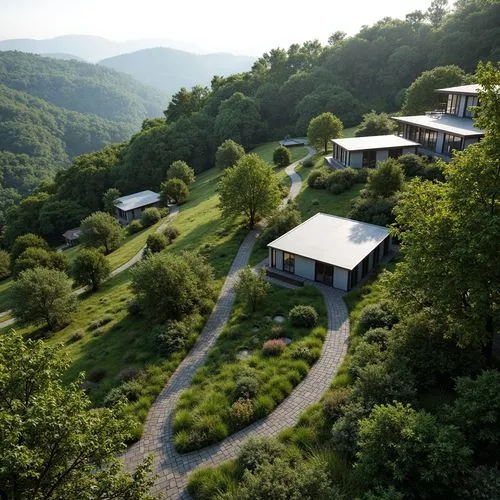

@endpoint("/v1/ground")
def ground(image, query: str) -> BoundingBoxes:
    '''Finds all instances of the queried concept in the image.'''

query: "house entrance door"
[362,150,377,168]
[315,261,334,287]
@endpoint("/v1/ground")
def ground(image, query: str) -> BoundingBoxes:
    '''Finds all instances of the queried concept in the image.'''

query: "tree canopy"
[307,112,343,154]
[218,154,282,228]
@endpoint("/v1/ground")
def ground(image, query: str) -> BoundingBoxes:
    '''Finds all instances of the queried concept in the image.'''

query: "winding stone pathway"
[123,147,349,499]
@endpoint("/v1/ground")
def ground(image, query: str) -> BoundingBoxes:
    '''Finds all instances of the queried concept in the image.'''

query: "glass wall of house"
[362,150,377,168]
[442,133,463,156]
[283,252,295,273]
[463,95,479,118]
[315,261,334,286]
[446,93,460,115]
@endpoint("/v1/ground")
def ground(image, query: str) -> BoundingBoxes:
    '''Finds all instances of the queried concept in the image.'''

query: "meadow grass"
[173,284,327,452]
[250,141,308,165]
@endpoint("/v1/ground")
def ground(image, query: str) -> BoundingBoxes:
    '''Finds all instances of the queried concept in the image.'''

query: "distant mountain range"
[0,35,257,95]
[99,47,256,95]
[0,35,204,62]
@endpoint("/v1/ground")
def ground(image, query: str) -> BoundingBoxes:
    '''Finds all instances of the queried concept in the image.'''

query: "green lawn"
[250,141,308,165]
[1,166,251,440]
[343,126,357,138]
[294,157,362,220]
[174,284,327,452]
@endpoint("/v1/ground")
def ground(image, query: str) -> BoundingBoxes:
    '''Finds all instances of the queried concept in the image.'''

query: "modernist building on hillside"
[114,190,160,224]
[267,213,392,292]
[392,84,484,159]
[329,135,420,169]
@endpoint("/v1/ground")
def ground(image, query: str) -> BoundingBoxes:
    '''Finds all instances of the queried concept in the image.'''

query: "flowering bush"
[230,397,254,427]
[262,338,286,357]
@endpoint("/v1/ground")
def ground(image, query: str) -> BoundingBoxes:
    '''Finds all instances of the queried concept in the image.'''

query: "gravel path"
[122,147,349,499]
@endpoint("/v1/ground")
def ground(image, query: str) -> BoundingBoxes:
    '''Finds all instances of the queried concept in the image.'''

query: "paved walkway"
[123,148,349,499]
[0,208,179,331]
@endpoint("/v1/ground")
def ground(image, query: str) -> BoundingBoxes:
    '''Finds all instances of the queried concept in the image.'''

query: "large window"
[446,93,460,115]
[362,150,377,168]
[283,252,295,274]
[271,249,276,268]
[419,128,438,150]
[388,148,403,159]
[464,95,479,118]
[315,261,334,287]
[442,133,463,155]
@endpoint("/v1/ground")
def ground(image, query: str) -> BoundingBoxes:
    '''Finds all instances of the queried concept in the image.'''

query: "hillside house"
[392,84,484,159]
[114,190,160,224]
[267,213,392,291]
[329,135,420,169]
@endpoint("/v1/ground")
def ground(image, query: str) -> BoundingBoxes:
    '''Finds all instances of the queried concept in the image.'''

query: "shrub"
[366,159,404,198]
[260,205,301,247]
[153,320,190,356]
[323,387,352,422]
[290,343,317,364]
[233,375,259,400]
[145,233,167,254]
[159,207,170,218]
[348,195,398,226]
[307,170,328,189]
[11,233,49,262]
[230,397,254,427]
[69,330,84,343]
[140,207,161,227]
[160,178,189,205]
[127,299,141,316]
[115,366,142,382]
[326,168,357,194]
[262,338,286,356]
[0,250,11,279]
[80,211,124,254]
[104,379,142,407]
[303,158,314,168]
[88,314,113,331]
[237,437,286,472]
[215,139,245,169]
[273,145,291,167]
[235,267,270,312]
[163,225,180,243]
[289,305,318,328]
[13,247,69,277]
[364,327,390,347]
[127,219,143,234]
[87,367,106,383]
[355,168,370,183]
[357,302,397,335]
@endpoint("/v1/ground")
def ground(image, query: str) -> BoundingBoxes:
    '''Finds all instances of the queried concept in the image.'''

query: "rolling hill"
[99,48,256,95]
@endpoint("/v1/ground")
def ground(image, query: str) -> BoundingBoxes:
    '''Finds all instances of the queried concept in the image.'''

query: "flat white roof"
[331,134,420,152]
[392,115,484,137]
[114,190,160,212]
[268,213,389,271]
[436,84,480,95]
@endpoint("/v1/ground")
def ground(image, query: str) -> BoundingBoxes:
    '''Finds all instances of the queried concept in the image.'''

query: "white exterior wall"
[294,255,315,280]
[376,150,389,163]
[349,152,363,168]
[333,267,349,291]
[402,146,416,155]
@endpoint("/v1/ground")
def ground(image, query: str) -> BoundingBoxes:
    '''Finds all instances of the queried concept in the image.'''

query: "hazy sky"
[1,0,435,55]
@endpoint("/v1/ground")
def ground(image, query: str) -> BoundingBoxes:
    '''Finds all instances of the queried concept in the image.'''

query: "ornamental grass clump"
[262,338,286,356]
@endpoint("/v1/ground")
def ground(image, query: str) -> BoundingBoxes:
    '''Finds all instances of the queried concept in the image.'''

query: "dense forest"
[0,52,167,221]
[2,0,499,239]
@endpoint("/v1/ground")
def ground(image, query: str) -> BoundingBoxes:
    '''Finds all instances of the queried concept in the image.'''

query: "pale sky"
[0,0,435,55]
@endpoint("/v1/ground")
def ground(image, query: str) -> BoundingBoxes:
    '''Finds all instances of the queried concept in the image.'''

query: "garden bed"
[173,284,327,452]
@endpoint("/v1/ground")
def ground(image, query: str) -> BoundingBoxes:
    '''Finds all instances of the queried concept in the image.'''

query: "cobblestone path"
[123,148,349,499]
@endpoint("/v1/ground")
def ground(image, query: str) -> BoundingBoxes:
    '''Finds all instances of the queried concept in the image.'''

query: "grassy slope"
[174,285,327,452]
[250,142,308,164]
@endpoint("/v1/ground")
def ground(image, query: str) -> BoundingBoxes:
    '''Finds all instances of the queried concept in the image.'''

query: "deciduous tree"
[0,330,154,499]
[218,154,282,228]
[273,145,291,167]
[355,111,397,137]
[72,248,111,291]
[366,159,405,198]
[235,266,270,312]
[80,211,124,254]
[167,160,196,185]
[103,187,121,214]
[215,139,245,170]
[307,112,343,154]
[160,178,189,205]
[10,267,77,330]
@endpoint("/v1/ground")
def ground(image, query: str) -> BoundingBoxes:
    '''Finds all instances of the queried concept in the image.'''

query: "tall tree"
[10,267,77,331]
[215,139,245,170]
[307,112,343,154]
[102,187,121,214]
[218,154,282,228]
[426,0,449,27]
[164,85,209,122]
[389,62,500,356]
[0,330,154,499]
[80,212,124,255]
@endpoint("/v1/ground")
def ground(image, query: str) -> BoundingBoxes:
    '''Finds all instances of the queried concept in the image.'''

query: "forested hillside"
[0,51,166,124]
[99,48,256,96]
[0,51,168,221]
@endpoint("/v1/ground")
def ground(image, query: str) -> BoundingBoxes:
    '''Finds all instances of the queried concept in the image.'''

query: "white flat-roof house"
[329,135,420,169]
[392,84,484,159]
[114,190,160,224]
[267,213,392,291]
